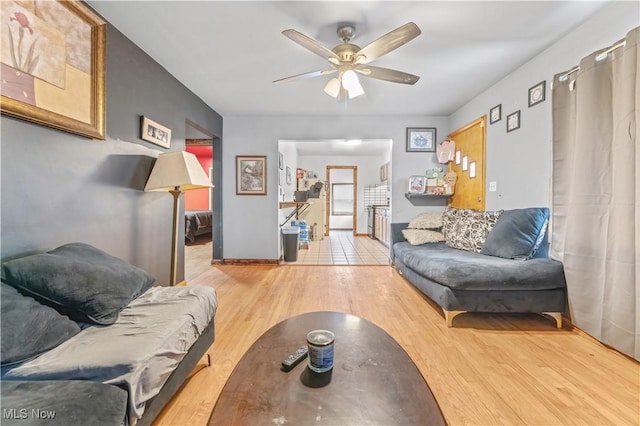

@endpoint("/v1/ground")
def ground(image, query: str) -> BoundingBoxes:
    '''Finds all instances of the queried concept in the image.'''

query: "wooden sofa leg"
[541,312,562,328]
[443,309,465,327]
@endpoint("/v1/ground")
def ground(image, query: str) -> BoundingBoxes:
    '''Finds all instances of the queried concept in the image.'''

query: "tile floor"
[293,230,390,265]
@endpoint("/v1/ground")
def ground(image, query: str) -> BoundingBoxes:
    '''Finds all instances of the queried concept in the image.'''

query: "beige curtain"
[551,27,639,360]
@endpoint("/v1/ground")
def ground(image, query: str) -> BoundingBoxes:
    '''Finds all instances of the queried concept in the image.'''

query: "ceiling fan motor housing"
[332,43,361,63]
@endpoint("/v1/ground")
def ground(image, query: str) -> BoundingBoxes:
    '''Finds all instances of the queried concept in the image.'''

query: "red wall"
[185,145,213,210]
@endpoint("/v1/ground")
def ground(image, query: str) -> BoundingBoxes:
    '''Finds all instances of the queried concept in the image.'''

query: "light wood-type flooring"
[154,265,639,426]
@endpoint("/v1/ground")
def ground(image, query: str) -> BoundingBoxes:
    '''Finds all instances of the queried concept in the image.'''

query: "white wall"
[450,1,639,211]
[223,115,449,260]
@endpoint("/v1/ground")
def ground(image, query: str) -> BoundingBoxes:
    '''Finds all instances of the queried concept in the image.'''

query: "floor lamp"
[144,151,213,286]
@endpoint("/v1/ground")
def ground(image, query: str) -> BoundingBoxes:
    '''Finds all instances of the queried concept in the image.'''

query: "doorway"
[326,165,357,235]
[184,119,215,282]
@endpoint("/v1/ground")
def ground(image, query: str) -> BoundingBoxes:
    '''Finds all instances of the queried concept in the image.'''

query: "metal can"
[306,330,335,373]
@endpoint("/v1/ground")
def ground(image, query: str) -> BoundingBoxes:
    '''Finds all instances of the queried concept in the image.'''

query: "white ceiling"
[88,1,607,118]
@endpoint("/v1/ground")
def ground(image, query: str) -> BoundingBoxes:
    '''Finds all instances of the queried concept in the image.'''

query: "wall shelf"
[404,193,451,206]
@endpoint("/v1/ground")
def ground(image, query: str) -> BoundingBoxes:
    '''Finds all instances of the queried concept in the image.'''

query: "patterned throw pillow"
[408,212,443,229]
[443,208,503,252]
[402,229,445,245]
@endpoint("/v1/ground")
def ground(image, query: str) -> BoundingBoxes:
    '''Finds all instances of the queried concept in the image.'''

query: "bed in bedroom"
[185,210,213,243]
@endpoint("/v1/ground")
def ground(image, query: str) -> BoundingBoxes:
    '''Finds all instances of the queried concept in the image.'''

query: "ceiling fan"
[273,22,421,100]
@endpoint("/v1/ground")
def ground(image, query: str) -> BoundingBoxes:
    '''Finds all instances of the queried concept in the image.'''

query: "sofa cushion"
[1,283,81,367]
[481,208,550,260]
[442,208,503,253]
[1,242,156,325]
[393,242,566,291]
[408,212,443,229]
[402,229,445,245]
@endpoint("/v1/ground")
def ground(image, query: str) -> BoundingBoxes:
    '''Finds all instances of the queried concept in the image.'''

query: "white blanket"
[3,286,218,423]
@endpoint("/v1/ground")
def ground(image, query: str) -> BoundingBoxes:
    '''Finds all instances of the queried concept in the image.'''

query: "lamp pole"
[169,188,181,287]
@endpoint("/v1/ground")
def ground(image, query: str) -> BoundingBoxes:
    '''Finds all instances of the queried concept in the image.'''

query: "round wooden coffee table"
[209,311,445,425]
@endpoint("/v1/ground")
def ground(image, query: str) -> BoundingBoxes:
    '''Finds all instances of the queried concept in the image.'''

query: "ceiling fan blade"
[356,65,420,85]
[282,29,340,62]
[355,22,421,64]
[273,69,337,84]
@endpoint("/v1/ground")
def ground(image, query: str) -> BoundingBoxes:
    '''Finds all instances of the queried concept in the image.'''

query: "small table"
[208,311,445,425]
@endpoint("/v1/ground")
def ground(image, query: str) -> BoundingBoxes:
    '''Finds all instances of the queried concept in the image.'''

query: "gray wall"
[1,22,223,285]
[449,1,639,211]
[222,115,449,260]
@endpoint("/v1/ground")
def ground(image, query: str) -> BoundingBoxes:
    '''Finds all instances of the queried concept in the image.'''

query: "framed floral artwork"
[0,0,106,139]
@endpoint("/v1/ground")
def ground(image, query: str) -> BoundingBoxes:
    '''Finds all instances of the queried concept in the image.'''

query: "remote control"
[281,345,308,372]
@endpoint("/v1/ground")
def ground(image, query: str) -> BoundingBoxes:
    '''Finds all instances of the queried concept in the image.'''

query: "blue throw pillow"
[1,243,156,325]
[480,208,550,260]
[1,283,81,367]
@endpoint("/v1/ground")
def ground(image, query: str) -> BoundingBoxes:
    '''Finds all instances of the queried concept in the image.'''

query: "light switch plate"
[489,181,497,192]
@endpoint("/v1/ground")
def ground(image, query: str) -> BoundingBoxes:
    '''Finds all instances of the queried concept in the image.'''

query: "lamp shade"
[145,151,213,192]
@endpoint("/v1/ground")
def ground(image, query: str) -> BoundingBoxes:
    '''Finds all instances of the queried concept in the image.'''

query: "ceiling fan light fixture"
[341,70,359,91]
[348,82,365,99]
[324,77,341,98]
[341,70,364,99]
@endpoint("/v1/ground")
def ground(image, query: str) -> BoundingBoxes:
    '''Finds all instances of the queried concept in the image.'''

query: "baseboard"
[216,258,280,265]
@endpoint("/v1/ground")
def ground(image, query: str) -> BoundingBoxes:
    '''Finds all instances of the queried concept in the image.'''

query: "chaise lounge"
[391,207,567,327]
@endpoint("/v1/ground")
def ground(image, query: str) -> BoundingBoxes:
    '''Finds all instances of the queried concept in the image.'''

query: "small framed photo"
[528,81,546,107]
[408,175,426,193]
[286,166,292,185]
[507,110,521,132]
[462,156,468,171]
[278,152,284,170]
[236,155,267,195]
[406,128,436,152]
[140,116,172,148]
[489,104,502,124]
[469,161,477,179]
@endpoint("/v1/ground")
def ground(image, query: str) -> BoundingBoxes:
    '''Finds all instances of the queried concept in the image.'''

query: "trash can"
[282,226,300,262]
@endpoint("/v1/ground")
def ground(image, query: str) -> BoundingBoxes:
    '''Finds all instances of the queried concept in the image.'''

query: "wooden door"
[448,117,486,210]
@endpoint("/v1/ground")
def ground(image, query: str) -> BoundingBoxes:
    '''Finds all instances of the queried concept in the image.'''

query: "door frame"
[325,165,358,235]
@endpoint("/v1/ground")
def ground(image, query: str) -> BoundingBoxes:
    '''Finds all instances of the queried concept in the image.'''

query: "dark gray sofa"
[391,208,566,327]
[1,243,216,426]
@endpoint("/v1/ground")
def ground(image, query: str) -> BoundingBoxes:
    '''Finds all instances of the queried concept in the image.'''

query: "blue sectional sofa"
[391,208,567,327]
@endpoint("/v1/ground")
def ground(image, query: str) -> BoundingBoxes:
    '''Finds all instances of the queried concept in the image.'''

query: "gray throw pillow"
[1,283,81,366]
[481,208,550,260]
[1,243,156,325]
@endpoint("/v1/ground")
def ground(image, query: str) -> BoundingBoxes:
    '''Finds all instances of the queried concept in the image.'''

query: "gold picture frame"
[236,155,267,195]
[0,0,106,139]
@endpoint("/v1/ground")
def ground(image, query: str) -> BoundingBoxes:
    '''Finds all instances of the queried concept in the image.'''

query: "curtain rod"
[558,41,626,81]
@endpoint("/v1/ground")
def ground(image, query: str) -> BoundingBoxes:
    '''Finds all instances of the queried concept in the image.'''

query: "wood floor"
[154,265,639,426]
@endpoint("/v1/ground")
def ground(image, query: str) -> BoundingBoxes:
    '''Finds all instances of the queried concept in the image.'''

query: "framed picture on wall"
[236,155,267,195]
[406,128,436,152]
[506,110,521,132]
[489,104,502,124]
[140,116,172,148]
[528,81,546,107]
[0,0,106,139]
[286,166,292,185]
[408,175,426,193]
